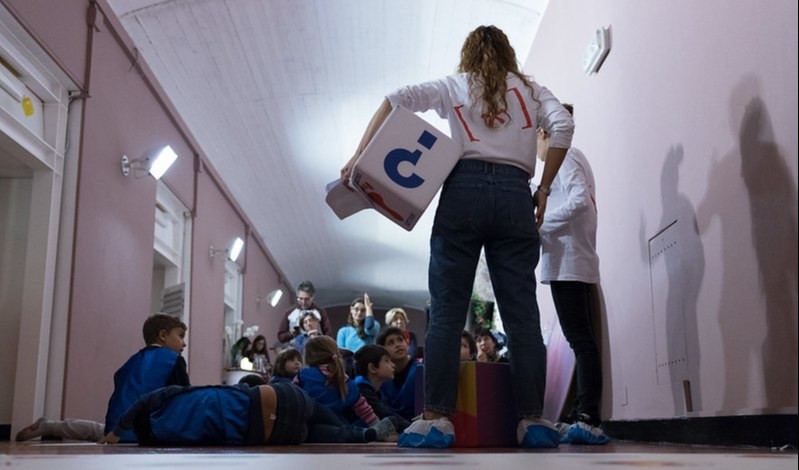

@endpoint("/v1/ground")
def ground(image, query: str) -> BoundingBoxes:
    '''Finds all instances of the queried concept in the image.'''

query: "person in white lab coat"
[537,104,608,445]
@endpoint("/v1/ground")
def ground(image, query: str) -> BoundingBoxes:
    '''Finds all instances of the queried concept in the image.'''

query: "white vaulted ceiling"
[107,0,549,309]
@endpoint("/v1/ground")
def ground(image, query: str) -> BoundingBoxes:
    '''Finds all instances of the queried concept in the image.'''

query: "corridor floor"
[2,440,796,469]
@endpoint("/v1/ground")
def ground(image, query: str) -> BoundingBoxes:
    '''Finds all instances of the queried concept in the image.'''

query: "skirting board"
[603,414,797,449]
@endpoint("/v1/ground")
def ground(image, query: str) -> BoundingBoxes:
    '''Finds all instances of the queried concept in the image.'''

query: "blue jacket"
[296,367,359,416]
[104,346,189,442]
[336,318,379,352]
[379,359,420,421]
[113,384,258,445]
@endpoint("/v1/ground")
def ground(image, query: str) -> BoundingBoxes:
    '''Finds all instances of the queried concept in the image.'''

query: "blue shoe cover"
[398,427,454,448]
[555,422,572,443]
[520,423,560,448]
[567,422,609,445]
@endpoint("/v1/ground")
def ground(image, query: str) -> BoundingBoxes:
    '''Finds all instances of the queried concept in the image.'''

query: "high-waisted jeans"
[425,159,547,417]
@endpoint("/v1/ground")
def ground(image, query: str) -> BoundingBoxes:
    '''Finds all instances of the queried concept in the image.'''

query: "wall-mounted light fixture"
[256,288,283,308]
[121,145,178,179]
[210,236,245,262]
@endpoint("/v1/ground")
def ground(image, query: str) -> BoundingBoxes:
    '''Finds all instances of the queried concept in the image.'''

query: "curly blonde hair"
[457,25,536,127]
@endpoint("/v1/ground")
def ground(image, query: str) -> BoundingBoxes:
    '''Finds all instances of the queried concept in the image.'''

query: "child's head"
[376,326,408,362]
[304,336,347,399]
[238,374,267,387]
[142,313,187,353]
[273,348,303,378]
[475,328,497,355]
[354,344,394,381]
[461,330,477,361]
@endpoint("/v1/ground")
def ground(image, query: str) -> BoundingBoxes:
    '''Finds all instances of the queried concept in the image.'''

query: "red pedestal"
[415,362,517,447]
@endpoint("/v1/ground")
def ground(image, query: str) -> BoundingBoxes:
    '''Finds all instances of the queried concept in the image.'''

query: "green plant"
[470,292,493,330]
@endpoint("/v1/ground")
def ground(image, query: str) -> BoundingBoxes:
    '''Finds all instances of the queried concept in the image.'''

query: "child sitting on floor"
[295,336,396,441]
[270,348,303,384]
[17,313,189,442]
[353,345,410,432]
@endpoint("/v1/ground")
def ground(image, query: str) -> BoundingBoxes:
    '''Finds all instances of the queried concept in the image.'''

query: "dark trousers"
[425,159,546,417]
[269,381,368,444]
[550,281,602,423]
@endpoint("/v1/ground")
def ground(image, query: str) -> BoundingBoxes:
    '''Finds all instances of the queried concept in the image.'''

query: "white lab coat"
[538,147,600,284]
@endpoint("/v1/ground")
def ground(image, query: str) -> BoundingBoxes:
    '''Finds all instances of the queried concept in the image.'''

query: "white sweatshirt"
[538,147,600,284]
[387,72,573,177]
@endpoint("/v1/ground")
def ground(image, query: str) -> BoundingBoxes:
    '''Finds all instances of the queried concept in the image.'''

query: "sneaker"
[517,417,560,448]
[567,421,609,445]
[554,421,572,443]
[15,418,47,441]
[574,412,602,425]
[397,417,455,448]
[371,417,397,442]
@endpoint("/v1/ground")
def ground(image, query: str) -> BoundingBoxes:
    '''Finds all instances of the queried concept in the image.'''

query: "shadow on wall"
[738,96,799,408]
[640,145,705,414]
[594,284,614,421]
[698,76,798,410]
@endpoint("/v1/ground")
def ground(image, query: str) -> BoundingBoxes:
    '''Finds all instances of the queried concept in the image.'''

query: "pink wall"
[240,234,294,363]
[528,0,797,420]
[188,168,247,384]
[3,2,293,420]
[2,0,87,88]
[63,8,197,420]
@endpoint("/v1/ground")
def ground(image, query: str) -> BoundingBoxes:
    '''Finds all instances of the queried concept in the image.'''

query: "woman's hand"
[340,154,359,187]
[533,189,548,229]
[363,293,374,316]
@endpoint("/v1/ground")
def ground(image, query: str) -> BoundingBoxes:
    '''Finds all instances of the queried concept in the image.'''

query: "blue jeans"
[550,281,602,423]
[425,159,546,417]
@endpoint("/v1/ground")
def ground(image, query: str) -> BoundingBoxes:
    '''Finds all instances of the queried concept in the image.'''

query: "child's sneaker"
[567,421,610,445]
[517,417,560,448]
[397,417,455,448]
[371,417,397,442]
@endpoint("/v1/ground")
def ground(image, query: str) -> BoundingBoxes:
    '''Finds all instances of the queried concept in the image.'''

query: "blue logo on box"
[384,130,437,189]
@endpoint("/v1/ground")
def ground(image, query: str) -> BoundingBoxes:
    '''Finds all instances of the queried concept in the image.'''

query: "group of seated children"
[17,315,418,446]
[17,310,606,447]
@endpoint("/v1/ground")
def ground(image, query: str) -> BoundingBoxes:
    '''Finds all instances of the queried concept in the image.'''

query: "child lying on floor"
[102,381,395,445]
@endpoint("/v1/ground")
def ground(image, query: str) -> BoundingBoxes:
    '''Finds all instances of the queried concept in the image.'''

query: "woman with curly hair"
[342,25,574,449]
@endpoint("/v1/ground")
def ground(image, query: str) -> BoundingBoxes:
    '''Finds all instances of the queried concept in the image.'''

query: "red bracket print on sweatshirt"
[358,181,404,222]
[455,86,534,142]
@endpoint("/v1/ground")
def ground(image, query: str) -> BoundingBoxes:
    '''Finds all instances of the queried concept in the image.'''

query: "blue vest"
[104,346,181,442]
[380,359,419,420]
[296,367,359,413]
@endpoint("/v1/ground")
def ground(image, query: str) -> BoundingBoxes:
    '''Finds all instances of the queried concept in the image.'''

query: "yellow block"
[22,97,35,116]
[454,361,478,416]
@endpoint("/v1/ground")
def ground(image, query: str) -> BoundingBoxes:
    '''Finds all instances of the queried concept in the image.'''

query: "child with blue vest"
[295,336,397,440]
[102,381,389,445]
[104,313,190,442]
[377,327,420,422]
[15,313,189,442]
[353,345,410,433]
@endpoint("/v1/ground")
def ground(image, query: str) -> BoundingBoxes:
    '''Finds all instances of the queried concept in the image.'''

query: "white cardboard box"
[327,106,462,231]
